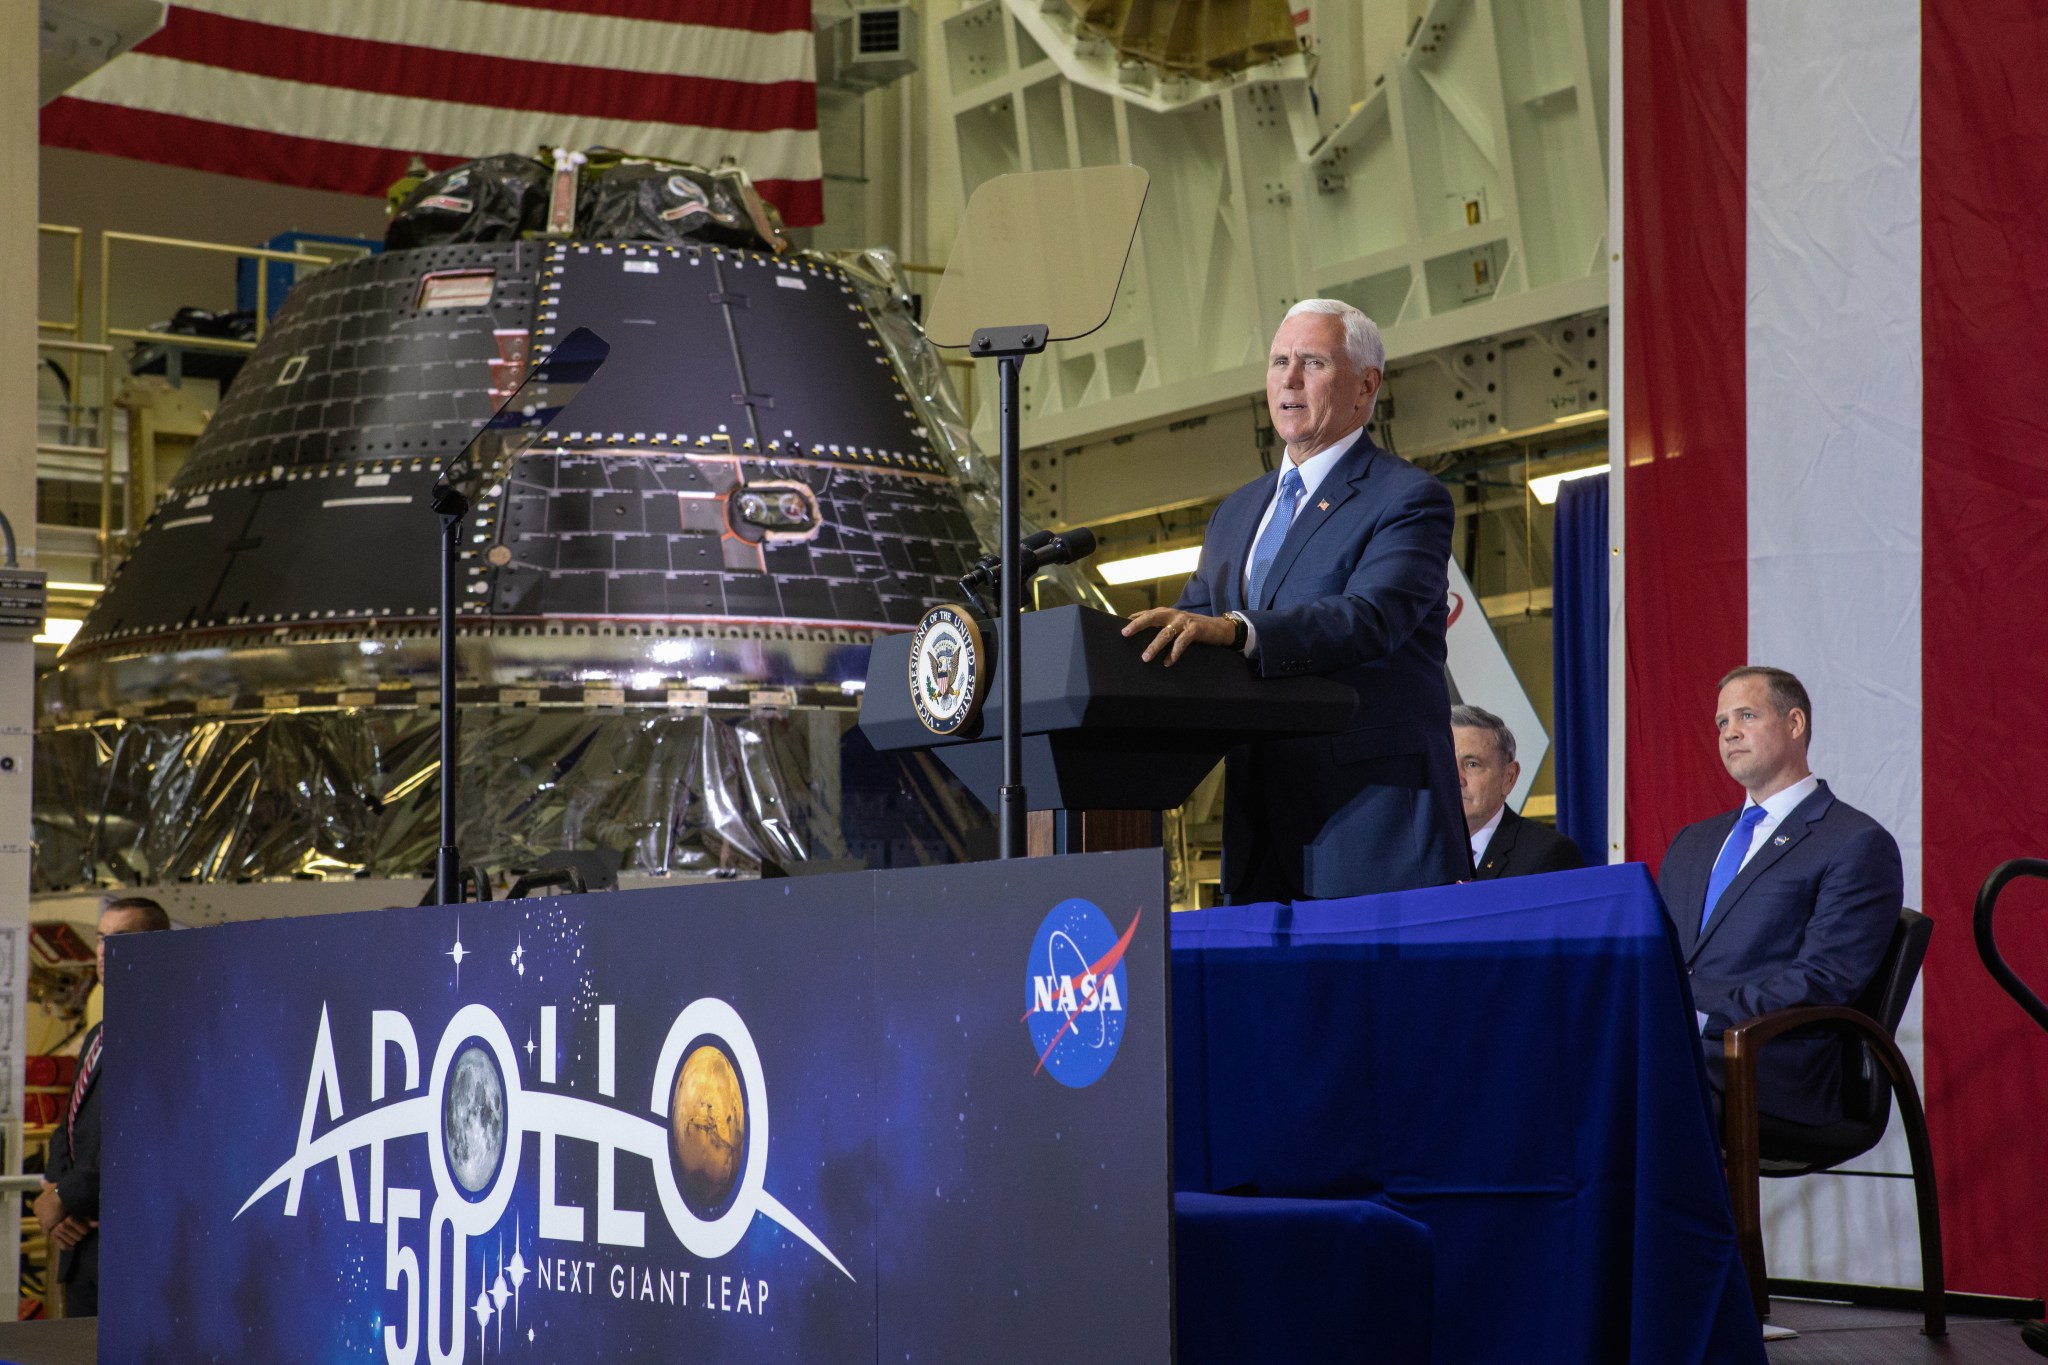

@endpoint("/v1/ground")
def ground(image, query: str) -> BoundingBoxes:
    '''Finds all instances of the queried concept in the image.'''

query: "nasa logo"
[1023,900,1140,1089]
[908,604,987,736]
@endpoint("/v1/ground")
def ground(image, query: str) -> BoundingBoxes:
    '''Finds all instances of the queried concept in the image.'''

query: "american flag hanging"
[39,0,824,226]
[1624,0,2048,1300]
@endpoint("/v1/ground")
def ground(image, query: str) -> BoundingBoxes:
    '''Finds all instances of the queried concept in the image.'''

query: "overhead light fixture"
[1096,545,1203,586]
[1527,463,1611,505]
[46,580,104,594]
[34,617,83,647]
[1552,407,1609,427]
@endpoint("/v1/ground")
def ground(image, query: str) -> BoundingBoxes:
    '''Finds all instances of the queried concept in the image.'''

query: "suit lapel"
[1691,783,1835,961]
[1476,808,1518,879]
[1673,810,1740,959]
[1256,437,1375,609]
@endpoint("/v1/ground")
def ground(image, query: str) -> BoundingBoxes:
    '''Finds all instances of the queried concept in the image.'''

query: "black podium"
[859,604,1355,854]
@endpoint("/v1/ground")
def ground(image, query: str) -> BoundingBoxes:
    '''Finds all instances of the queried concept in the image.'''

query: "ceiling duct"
[817,0,919,92]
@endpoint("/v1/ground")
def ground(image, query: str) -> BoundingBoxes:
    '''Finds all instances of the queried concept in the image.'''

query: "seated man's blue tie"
[1701,805,1769,932]
[1247,466,1304,608]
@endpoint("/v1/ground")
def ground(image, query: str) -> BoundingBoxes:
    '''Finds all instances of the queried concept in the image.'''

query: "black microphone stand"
[424,327,609,906]
[428,477,470,908]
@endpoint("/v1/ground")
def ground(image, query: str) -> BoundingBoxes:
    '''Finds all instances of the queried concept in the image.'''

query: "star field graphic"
[97,853,1172,1363]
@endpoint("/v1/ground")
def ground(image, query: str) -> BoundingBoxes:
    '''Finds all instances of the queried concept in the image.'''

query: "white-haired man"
[1124,300,1467,900]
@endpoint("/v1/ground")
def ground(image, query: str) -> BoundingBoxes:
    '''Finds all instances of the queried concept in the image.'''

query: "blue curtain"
[1552,473,1610,864]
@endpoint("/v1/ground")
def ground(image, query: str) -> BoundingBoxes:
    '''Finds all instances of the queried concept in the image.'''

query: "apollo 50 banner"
[99,850,1171,1362]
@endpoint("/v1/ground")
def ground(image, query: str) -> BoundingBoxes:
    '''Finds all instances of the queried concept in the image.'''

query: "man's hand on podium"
[1124,608,1236,665]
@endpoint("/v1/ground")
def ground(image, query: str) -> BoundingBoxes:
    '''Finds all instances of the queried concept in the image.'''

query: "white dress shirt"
[1709,772,1821,875]
[1234,426,1366,655]
[1469,803,1505,869]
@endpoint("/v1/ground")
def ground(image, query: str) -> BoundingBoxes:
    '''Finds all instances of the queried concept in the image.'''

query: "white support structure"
[938,0,1611,453]
[4,0,43,1317]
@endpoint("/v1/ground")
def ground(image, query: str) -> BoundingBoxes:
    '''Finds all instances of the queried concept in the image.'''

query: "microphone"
[956,527,1097,600]
[958,530,1055,595]
[1018,525,1097,574]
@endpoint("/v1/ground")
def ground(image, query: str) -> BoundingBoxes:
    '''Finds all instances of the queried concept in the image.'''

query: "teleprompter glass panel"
[923,165,1148,348]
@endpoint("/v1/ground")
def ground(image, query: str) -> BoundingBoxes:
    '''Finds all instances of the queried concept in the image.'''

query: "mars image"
[672,1042,746,1214]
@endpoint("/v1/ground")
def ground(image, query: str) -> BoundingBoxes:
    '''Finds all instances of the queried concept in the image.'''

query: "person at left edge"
[36,895,172,1318]
[1123,299,1468,901]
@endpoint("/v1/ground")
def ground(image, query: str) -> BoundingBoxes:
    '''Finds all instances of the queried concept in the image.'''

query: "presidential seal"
[909,604,988,735]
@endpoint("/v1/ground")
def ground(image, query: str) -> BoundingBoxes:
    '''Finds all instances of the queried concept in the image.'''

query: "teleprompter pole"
[918,168,1147,860]
[973,325,1046,860]
[997,353,1024,858]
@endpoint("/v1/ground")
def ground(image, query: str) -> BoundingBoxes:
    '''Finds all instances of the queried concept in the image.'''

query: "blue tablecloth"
[1174,1192,1434,1364]
[1171,864,1765,1365]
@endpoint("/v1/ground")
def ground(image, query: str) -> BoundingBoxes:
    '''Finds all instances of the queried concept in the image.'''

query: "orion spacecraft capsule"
[34,157,1059,889]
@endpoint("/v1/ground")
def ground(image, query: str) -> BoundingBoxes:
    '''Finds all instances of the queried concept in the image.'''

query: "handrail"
[35,337,118,578]
[105,327,259,355]
[1974,858,2048,1036]
[99,230,327,353]
[37,223,84,336]
[101,229,322,260]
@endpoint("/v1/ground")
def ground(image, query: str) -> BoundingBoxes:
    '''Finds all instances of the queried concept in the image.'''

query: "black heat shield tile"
[533,244,743,444]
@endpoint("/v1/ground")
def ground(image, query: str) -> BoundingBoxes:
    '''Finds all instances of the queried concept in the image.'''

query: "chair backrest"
[1841,908,1933,1121]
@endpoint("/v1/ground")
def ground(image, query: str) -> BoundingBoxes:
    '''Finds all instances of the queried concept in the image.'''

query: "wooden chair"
[1721,908,1943,1337]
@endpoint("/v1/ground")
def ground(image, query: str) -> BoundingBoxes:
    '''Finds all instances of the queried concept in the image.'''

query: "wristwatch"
[1226,611,1250,651]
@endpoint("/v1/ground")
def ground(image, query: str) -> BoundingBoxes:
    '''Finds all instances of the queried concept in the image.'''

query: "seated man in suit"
[1452,704,1583,878]
[1659,667,1902,1127]
[1123,299,1467,901]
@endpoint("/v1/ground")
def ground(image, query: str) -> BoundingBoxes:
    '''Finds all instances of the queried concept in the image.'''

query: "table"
[1171,864,1766,1364]
[1175,1193,1434,1364]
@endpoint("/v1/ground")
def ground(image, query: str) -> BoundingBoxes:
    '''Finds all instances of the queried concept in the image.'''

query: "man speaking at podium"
[1124,300,1467,901]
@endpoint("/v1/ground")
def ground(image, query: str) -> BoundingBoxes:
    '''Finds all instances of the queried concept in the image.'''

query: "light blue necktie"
[1246,466,1304,608]
[1701,805,1768,933]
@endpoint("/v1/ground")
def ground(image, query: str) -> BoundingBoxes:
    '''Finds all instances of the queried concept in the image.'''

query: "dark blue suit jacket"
[1175,432,1468,900]
[45,1022,101,1292]
[1658,781,1902,1127]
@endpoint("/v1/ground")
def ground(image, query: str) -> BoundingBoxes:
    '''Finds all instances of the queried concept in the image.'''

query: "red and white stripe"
[40,0,823,227]
[1620,0,2048,1295]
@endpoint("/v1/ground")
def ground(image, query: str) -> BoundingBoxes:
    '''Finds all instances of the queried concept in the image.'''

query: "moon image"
[443,1044,507,1194]
[671,1043,746,1215]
